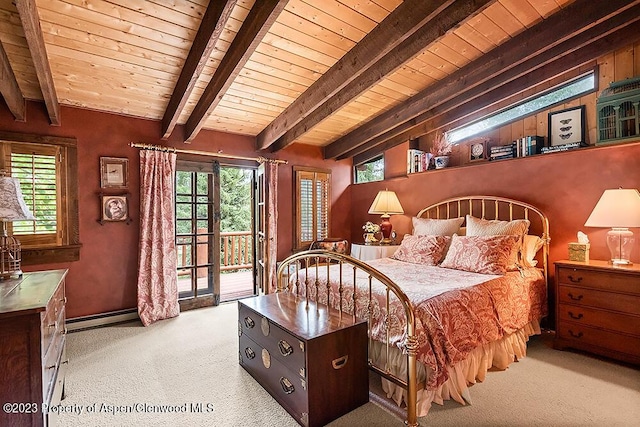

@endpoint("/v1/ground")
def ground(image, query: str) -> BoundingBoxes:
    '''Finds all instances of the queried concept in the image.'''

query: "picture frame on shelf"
[100,157,128,189]
[99,194,131,224]
[548,106,585,147]
[469,139,487,162]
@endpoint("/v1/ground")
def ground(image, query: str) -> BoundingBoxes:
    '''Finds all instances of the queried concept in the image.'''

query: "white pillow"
[521,235,544,267]
[412,217,464,236]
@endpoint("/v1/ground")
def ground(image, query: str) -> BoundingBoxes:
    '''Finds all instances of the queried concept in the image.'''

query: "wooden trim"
[22,244,82,265]
[0,41,26,121]
[15,0,60,125]
[161,0,238,139]
[184,0,289,142]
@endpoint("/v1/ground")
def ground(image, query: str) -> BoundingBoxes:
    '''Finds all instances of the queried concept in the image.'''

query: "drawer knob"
[280,377,295,394]
[567,293,583,301]
[568,311,583,320]
[243,316,255,329]
[567,275,582,283]
[278,340,293,356]
[568,330,583,339]
[244,347,255,360]
[332,355,349,370]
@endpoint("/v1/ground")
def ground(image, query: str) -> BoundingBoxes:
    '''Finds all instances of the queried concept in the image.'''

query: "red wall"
[0,101,351,318]
[352,139,640,274]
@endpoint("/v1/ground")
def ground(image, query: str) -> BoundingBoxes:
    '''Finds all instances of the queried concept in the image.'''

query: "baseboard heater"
[67,308,139,332]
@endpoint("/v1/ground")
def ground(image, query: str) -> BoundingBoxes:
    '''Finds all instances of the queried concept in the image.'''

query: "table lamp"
[0,173,35,279]
[584,188,640,265]
[368,190,404,244]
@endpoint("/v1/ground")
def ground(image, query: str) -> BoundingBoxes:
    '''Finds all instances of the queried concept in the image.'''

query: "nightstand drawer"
[556,322,640,357]
[557,267,639,294]
[558,285,640,315]
[558,303,640,336]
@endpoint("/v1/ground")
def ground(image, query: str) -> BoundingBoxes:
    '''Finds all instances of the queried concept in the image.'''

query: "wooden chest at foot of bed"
[238,293,368,427]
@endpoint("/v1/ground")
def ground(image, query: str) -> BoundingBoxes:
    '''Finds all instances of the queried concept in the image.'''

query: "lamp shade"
[0,176,35,221]
[368,190,404,216]
[584,189,640,228]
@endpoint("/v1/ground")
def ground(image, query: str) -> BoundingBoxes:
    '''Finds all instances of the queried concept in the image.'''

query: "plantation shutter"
[295,169,330,250]
[8,143,61,246]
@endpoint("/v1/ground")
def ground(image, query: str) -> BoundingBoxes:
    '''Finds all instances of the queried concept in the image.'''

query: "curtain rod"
[129,142,288,164]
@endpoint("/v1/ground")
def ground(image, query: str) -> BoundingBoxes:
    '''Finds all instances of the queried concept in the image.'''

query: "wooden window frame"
[0,132,80,264]
[294,166,331,251]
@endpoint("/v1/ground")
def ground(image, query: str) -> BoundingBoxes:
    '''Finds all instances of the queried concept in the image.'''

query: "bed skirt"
[371,319,542,417]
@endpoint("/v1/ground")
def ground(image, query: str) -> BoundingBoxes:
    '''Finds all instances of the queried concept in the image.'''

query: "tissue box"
[568,242,590,262]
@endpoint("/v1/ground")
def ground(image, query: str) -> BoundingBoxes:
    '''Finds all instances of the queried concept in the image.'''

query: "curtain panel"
[267,161,278,293]
[137,150,179,326]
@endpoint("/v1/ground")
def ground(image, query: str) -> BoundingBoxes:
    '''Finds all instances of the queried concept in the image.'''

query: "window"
[354,155,384,183]
[294,167,330,250]
[0,133,79,263]
[447,72,596,143]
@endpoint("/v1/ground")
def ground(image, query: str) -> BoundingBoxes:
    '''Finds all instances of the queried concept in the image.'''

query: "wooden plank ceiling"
[0,0,639,159]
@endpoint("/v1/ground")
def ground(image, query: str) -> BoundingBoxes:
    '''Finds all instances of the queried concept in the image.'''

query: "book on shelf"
[407,149,430,173]
[514,135,545,157]
[541,141,582,154]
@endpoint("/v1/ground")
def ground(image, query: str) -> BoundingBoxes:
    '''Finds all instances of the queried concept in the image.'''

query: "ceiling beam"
[15,0,60,125]
[0,41,26,122]
[268,0,495,153]
[325,0,639,160]
[350,21,640,163]
[184,0,288,143]
[256,0,464,151]
[161,0,238,140]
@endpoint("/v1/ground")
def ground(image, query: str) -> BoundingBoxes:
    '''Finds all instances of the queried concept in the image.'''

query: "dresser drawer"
[239,333,309,425]
[239,304,306,377]
[557,285,640,315]
[41,282,66,357]
[42,307,66,401]
[556,322,640,357]
[558,303,640,336]
[557,267,639,294]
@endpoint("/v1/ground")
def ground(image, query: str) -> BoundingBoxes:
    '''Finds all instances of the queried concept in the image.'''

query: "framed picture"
[100,157,128,189]
[469,139,487,162]
[100,194,129,223]
[548,106,585,147]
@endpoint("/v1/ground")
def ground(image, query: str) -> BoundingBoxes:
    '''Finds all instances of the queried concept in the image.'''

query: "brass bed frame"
[276,195,550,426]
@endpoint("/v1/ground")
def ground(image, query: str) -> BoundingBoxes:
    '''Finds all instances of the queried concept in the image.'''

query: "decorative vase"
[363,232,379,245]
[434,155,450,169]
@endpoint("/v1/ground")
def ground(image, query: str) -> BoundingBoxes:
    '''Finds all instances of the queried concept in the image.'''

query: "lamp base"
[606,228,634,266]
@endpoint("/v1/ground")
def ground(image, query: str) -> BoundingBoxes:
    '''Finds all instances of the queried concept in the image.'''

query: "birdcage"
[597,77,640,144]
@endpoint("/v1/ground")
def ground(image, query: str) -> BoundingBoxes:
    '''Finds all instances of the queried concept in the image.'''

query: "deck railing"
[177,231,253,273]
[221,231,253,271]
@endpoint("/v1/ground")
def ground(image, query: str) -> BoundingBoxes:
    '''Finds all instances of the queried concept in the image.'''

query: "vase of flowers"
[362,221,381,245]
[430,131,452,169]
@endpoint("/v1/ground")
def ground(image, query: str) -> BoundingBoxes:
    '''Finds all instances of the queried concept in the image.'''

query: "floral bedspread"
[288,257,547,389]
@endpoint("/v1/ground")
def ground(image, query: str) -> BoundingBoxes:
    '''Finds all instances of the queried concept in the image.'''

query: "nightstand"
[350,243,399,261]
[554,260,640,364]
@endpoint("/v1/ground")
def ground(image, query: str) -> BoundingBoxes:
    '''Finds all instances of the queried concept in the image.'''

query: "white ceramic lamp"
[584,188,640,265]
[368,190,404,244]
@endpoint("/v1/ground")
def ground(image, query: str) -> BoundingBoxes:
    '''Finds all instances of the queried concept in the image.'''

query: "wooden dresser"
[0,269,68,427]
[554,260,640,364]
[238,293,368,427]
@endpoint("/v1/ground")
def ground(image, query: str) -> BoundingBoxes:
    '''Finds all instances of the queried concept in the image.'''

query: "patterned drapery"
[137,150,179,326]
[266,161,278,293]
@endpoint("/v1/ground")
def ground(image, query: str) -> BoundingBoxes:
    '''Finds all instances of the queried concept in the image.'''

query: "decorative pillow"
[412,217,464,236]
[466,215,530,270]
[392,235,451,265]
[440,234,522,275]
[521,235,544,267]
[465,215,530,236]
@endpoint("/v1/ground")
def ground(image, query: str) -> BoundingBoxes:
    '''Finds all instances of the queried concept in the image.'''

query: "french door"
[175,160,258,310]
[175,160,221,310]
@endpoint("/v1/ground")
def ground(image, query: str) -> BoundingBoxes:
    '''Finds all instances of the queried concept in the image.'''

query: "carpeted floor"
[57,301,640,427]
